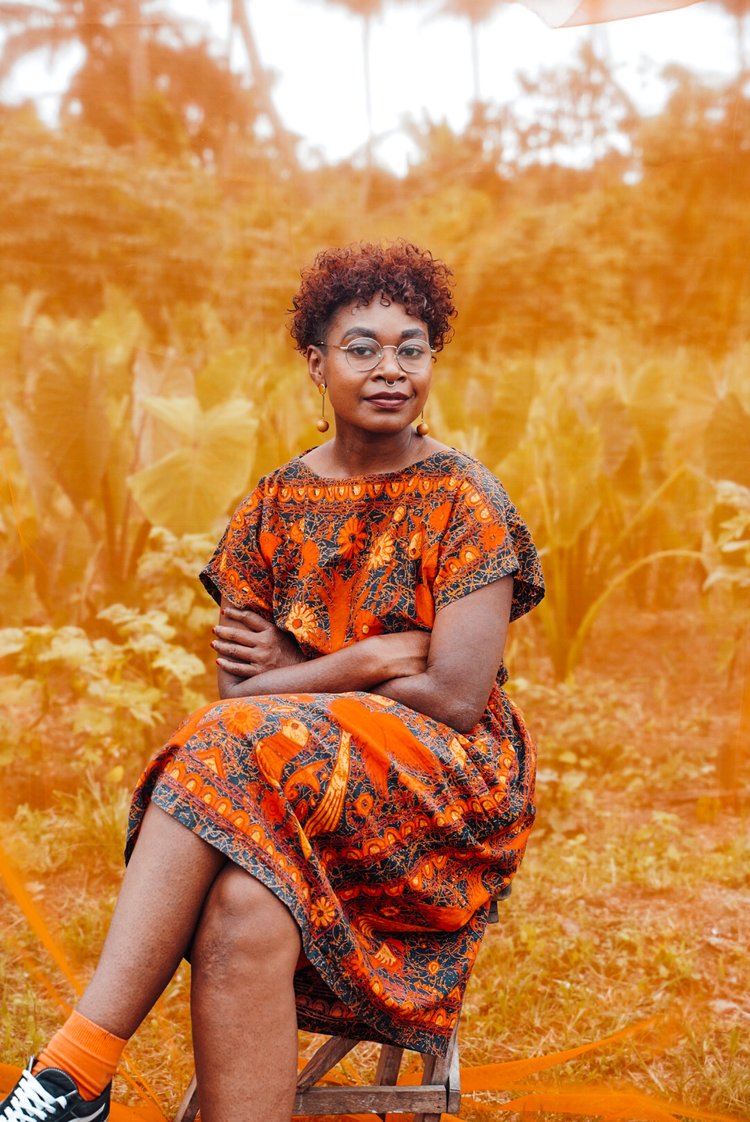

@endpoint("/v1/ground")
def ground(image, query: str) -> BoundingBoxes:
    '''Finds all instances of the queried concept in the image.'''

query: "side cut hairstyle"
[289,241,456,352]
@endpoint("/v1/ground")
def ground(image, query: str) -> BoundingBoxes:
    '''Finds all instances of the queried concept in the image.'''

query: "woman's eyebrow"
[339,326,428,341]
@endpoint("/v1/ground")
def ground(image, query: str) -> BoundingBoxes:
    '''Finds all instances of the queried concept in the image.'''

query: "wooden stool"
[174,887,510,1122]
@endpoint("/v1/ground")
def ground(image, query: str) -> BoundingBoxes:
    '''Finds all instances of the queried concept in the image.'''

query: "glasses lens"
[396,340,432,372]
[344,338,382,371]
[342,338,433,372]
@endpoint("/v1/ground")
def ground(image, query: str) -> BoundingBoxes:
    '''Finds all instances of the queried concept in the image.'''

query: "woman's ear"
[307,344,325,386]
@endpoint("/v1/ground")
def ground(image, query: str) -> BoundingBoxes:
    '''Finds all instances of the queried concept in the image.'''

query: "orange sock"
[33,1010,127,1100]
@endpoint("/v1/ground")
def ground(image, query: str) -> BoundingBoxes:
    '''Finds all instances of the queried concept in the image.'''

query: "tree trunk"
[125,0,149,110]
[230,0,301,177]
[737,12,747,75]
[469,19,480,105]
[363,14,374,167]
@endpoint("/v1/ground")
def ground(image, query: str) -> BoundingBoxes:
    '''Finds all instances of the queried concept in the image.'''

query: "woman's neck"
[303,428,439,479]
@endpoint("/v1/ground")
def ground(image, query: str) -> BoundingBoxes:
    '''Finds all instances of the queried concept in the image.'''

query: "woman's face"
[307,295,433,439]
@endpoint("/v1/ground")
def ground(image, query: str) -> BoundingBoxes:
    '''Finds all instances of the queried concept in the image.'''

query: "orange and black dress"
[126,448,544,1055]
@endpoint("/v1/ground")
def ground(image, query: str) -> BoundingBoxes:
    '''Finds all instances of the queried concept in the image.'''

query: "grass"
[1,595,748,1121]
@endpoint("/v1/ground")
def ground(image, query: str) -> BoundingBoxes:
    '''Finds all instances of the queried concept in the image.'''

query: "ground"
[1,594,748,1122]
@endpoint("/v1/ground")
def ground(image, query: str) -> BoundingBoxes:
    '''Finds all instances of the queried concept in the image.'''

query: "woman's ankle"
[33,1010,127,1100]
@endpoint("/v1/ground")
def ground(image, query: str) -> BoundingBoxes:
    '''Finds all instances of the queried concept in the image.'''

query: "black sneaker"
[0,1060,110,1122]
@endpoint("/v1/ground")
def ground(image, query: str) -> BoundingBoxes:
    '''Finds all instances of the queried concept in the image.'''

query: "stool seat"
[175,1029,460,1122]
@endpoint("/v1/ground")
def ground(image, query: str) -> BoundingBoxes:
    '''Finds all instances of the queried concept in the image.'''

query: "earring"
[416,410,430,437]
[316,383,330,433]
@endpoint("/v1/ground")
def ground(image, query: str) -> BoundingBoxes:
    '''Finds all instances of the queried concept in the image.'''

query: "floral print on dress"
[127,447,544,1056]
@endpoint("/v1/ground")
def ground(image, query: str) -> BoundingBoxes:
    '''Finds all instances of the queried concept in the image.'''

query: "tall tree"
[0,1,269,160]
[438,0,507,106]
[0,1,168,116]
[710,0,750,74]
[228,0,302,174]
[325,0,385,166]
[510,38,639,173]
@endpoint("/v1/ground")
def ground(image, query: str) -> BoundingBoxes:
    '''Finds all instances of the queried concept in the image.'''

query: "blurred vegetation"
[1,5,749,1118]
[1,50,749,678]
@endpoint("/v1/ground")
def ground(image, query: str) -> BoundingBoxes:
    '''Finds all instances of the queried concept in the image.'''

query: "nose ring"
[385,378,397,387]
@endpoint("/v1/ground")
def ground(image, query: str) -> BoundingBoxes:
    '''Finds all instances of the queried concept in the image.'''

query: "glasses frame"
[316,337,436,374]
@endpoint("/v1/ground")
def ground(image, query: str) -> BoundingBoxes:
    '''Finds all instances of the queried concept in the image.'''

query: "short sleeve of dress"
[199,484,274,619]
[433,462,544,622]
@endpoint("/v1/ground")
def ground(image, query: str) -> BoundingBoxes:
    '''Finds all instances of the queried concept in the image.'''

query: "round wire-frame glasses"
[317,336,436,374]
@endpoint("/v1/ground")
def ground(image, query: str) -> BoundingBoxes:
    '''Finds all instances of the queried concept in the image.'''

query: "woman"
[1,241,543,1122]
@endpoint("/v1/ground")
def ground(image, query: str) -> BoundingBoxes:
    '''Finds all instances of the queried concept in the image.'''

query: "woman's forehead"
[326,295,428,339]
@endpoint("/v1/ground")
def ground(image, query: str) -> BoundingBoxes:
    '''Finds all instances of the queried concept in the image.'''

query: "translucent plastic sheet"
[520,0,701,27]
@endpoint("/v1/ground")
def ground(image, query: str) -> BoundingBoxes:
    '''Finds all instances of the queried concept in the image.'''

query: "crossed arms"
[212,577,514,735]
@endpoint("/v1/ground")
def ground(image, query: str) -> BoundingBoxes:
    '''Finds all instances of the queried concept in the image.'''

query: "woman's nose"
[375,347,404,377]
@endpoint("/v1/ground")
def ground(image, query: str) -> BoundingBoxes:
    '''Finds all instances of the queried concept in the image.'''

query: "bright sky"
[4,0,739,172]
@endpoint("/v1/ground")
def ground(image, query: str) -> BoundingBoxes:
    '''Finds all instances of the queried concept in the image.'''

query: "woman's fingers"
[213,624,258,647]
[220,606,270,632]
[212,637,257,662]
[216,656,257,678]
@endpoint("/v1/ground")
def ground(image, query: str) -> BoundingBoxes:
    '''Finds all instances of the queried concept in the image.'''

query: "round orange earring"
[416,410,430,437]
[316,383,330,433]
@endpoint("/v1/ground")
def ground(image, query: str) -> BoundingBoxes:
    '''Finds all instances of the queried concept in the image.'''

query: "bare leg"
[77,803,227,1038]
[190,866,302,1122]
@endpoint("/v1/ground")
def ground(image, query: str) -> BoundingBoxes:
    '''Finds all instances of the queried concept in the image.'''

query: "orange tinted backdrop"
[0,1,748,1118]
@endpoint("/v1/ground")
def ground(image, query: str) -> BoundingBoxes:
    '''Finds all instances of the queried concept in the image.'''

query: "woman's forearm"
[373,673,487,734]
[373,580,513,732]
[221,633,424,700]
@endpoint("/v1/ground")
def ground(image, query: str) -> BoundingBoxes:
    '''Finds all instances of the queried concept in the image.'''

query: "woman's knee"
[192,866,300,981]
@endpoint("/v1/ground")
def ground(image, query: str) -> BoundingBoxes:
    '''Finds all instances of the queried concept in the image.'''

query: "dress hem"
[136,776,464,1057]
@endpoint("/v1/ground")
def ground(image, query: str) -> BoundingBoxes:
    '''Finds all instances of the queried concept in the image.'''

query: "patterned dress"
[126,447,544,1056]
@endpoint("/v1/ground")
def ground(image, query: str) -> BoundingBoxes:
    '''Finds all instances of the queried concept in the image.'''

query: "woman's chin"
[336,415,420,439]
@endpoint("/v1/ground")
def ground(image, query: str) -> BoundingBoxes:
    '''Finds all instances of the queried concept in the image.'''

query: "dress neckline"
[292,447,456,484]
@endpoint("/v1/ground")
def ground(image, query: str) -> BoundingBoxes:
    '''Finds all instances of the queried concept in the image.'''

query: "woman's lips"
[366,393,410,408]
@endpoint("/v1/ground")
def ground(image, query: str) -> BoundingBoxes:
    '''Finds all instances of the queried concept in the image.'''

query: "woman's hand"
[212,606,306,680]
[214,620,431,702]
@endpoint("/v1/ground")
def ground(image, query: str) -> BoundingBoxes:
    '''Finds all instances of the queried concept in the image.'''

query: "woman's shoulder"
[237,456,310,503]
[427,446,512,501]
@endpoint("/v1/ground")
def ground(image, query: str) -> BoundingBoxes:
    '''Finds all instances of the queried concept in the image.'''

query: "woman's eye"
[399,344,426,359]
[349,342,378,357]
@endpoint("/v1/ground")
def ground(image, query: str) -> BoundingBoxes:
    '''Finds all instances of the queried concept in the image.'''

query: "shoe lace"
[1,1071,70,1122]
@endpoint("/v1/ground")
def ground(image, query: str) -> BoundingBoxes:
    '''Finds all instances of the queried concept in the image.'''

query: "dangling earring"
[416,409,430,437]
[316,383,330,433]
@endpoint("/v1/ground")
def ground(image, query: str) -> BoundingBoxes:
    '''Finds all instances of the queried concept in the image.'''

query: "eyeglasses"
[317,337,435,374]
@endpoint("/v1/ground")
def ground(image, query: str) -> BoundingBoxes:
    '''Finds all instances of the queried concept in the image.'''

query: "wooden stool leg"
[173,1074,199,1122]
[374,1045,404,1120]
[375,1043,404,1086]
[415,1022,461,1122]
[296,1036,360,1092]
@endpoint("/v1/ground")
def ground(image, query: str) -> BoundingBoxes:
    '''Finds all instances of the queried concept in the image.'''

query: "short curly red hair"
[289,241,456,353]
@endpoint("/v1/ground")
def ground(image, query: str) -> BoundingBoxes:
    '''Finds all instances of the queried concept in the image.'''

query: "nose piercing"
[385,378,397,387]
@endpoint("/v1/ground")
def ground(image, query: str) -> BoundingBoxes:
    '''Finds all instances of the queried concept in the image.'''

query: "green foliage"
[0,277,735,681]
[0,604,210,793]
[704,481,750,595]
[0,34,746,1120]
[496,355,712,678]
[0,286,310,625]
[0,1,260,160]
[2,610,747,1117]
[128,395,258,535]
[134,527,218,649]
[0,118,288,326]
